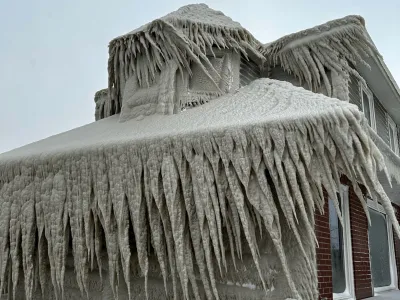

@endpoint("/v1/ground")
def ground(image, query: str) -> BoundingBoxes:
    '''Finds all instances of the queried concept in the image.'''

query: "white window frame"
[367,199,398,294]
[387,114,399,155]
[359,82,376,131]
[331,185,355,300]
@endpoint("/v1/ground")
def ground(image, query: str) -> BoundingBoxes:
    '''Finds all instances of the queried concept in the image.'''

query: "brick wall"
[393,203,400,288]
[315,194,333,300]
[344,177,373,299]
[316,178,374,299]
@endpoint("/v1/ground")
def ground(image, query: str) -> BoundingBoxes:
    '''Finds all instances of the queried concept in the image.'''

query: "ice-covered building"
[1,4,400,300]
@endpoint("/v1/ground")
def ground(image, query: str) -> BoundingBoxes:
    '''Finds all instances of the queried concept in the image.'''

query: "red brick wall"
[315,195,333,300]
[316,178,374,299]
[344,178,373,299]
[393,203,400,288]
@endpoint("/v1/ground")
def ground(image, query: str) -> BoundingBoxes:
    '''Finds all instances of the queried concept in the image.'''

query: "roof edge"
[263,15,368,54]
[261,15,379,99]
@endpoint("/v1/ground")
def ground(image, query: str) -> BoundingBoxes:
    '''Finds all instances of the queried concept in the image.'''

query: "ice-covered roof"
[117,3,246,38]
[262,15,380,98]
[264,15,369,53]
[106,4,263,118]
[1,79,400,300]
[0,79,359,166]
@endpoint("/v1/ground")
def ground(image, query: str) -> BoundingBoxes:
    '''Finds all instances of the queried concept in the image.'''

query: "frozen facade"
[1,4,400,300]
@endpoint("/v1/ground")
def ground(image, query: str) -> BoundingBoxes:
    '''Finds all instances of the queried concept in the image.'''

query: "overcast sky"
[0,0,399,154]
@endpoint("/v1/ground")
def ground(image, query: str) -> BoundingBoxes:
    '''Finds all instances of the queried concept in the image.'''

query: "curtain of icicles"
[106,18,263,118]
[262,15,380,99]
[1,97,400,299]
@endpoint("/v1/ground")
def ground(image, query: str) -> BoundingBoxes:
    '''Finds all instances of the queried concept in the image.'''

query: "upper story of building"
[94,4,400,160]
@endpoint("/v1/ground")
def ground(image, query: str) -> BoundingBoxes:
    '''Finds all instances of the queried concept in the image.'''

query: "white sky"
[1,0,399,154]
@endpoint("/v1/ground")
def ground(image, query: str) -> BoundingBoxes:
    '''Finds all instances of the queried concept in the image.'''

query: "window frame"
[367,199,398,294]
[359,81,376,131]
[331,185,355,300]
[387,114,399,155]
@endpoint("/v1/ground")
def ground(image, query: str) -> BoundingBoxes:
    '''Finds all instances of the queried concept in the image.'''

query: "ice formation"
[94,89,109,121]
[262,15,379,99]
[106,4,263,118]
[2,3,400,299]
[1,79,400,299]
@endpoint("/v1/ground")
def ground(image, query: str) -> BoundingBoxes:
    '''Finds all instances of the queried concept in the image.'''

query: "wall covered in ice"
[1,79,399,300]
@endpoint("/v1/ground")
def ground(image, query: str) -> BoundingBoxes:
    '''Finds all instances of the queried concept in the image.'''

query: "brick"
[315,176,374,300]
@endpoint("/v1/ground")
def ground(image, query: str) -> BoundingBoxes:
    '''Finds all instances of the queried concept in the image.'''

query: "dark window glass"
[389,125,395,151]
[329,198,346,293]
[363,92,371,126]
[369,208,391,288]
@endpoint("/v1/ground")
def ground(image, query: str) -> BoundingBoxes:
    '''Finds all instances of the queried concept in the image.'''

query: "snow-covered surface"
[1,79,399,300]
[119,3,246,38]
[0,79,354,164]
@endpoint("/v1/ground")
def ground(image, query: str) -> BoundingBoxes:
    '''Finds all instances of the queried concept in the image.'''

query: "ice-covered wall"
[12,212,316,300]
[1,79,399,300]
[94,89,109,121]
[119,49,241,121]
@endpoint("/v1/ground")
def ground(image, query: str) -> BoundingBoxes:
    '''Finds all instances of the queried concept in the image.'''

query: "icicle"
[174,146,214,300]
[161,153,190,300]
[0,183,11,294]
[9,175,23,299]
[109,151,132,299]
[20,180,36,300]
[250,165,302,298]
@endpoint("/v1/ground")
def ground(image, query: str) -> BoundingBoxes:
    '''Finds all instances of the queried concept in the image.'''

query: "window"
[387,115,399,155]
[367,199,398,293]
[189,55,225,92]
[329,185,354,299]
[359,82,376,131]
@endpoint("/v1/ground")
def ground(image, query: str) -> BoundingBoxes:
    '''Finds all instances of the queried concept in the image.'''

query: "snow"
[1,78,399,299]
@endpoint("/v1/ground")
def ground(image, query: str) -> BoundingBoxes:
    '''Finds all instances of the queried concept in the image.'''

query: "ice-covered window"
[329,185,354,299]
[360,82,376,131]
[181,49,239,110]
[367,199,397,292]
[189,55,225,93]
[387,115,399,155]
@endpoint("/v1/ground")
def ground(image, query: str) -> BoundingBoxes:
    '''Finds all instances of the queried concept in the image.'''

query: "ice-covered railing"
[369,127,400,185]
